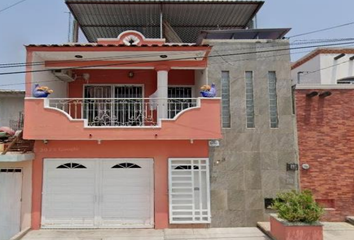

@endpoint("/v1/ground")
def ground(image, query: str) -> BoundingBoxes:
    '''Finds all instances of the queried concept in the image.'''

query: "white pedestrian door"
[168,158,211,224]
[0,169,22,240]
[42,159,154,229]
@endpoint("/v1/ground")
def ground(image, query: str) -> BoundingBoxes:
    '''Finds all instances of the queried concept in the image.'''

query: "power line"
[2,40,354,76]
[2,38,354,69]
[288,21,354,38]
[0,0,28,14]
[0,46,351,88]
[0,49,314,87]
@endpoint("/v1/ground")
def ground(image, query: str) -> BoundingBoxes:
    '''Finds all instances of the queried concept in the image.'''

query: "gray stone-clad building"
[203,38,299,226]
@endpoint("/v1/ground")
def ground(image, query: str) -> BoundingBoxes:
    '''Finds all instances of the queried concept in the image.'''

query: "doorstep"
[19,228,270,240]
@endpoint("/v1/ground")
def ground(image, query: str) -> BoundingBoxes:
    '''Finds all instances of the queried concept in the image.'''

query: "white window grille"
[268,71,279,128]
[245,71,255,128]
[221,71,231,128]
[168,158,211,224]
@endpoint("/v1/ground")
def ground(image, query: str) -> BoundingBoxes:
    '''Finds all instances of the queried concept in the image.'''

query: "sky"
[0,0,354,90]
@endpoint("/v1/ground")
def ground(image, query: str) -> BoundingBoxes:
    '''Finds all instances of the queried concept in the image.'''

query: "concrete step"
[346,216,354,225]
[257,222,274,240]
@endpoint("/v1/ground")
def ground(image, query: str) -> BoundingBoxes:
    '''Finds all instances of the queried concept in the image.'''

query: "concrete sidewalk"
[19,228,270,240]
[258,222,354,240]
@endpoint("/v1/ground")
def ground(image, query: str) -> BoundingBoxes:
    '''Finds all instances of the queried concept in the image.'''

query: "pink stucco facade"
[31,140,210,229]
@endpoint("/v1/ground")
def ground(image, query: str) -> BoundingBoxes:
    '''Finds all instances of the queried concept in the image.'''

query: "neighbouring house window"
[221,71,231,128]
[268,71,279,128]
[245,71,255,128]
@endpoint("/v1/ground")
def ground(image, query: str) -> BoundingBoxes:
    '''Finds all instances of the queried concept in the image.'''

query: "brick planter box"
[270,214,323,240]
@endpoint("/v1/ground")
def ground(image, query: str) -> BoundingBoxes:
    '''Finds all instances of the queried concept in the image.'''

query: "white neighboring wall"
[320,54,354,84]
[291,55,321,85]
[0,93,24,127]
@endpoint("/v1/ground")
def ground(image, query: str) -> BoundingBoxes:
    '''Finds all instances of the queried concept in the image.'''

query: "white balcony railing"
[47,98,198,127]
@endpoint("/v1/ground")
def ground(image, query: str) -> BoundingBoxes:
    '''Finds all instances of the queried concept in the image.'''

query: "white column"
[156,68,169,119]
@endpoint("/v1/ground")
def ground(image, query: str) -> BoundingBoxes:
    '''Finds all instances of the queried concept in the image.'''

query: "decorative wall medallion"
[123,35,140,46]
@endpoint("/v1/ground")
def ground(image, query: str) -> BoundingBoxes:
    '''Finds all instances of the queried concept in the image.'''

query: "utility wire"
[0,46,352,88]
[2,38,354,69]
[288,21,354,38]
[0,39,354,73]
[2,40,354,76]
[0,49,314,87]
[0,0,28,14]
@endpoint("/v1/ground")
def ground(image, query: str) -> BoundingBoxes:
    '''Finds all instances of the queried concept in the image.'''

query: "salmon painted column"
[155,65,170,119]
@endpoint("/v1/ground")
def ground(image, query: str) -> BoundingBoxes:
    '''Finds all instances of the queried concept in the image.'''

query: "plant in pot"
[270,190,324,240]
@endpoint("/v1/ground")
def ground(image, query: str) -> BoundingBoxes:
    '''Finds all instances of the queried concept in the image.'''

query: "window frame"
[245,71,255,129]
[268,71,279,129]
[221,71,231,129]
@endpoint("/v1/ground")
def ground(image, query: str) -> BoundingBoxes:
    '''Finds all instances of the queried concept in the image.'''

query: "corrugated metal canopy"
[66,0,264,43]
[197,28,291,43]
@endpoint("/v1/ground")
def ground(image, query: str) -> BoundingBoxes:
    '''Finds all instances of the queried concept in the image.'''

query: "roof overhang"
[66,0,264,43]
[27,44,212,69]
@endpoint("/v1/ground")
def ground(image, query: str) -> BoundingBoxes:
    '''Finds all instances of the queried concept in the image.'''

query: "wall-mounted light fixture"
[43,139,48,144]
[334,53,345,60]
[306,91,319,98]
[319,91,332,97]
[302,163,310,170]
[128,71,134,78]
[215,157,226,166]
[350,56,354,61]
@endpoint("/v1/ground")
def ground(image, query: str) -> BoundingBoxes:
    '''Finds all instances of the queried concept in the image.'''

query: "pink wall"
[31,140,209,229]
[69,69,195,99]
[270,216,323,240]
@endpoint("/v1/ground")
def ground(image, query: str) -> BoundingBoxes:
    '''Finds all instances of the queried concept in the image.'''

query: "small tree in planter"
[270,190,324,240]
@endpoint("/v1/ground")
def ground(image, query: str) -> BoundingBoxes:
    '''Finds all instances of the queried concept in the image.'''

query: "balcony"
[24,97,222,141]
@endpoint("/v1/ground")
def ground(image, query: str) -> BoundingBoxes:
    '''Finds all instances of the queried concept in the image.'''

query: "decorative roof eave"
[25,43,210,48]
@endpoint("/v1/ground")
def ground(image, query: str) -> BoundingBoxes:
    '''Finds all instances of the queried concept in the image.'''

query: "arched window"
[174,165,199,170]
[112,163,141,169]
[57,163,87,169]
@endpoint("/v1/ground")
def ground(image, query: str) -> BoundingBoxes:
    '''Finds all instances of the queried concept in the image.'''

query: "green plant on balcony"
[271,190,324,223]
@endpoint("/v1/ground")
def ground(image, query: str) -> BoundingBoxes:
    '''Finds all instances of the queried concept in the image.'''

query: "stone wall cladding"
[205,40,299,227]
[296,88,354,221]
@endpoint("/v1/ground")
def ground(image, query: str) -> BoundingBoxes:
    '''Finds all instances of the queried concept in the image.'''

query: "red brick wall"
[296,89,354,221]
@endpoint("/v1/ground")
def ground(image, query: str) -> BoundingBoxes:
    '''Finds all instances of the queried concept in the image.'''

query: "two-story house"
[19,0,299,232]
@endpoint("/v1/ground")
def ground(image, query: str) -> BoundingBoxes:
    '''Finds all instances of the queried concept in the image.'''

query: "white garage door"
[42,159,154,229]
